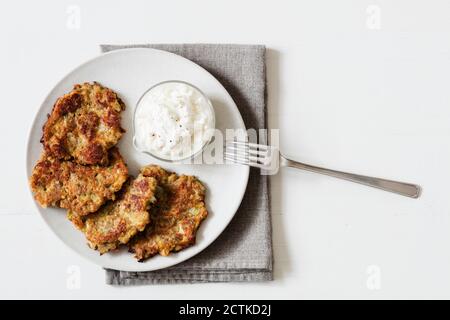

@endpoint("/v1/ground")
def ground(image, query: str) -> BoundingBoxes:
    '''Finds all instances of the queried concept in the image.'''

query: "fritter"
[41,82,125,166]
[129,165,208,261]
[29,147,128,216]
[68,174,157,254]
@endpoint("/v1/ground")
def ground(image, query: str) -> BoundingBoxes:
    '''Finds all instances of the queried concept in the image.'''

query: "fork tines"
[224,141,272,169]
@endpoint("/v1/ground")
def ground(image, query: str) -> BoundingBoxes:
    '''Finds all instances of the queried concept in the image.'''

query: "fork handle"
[281,156,421,198]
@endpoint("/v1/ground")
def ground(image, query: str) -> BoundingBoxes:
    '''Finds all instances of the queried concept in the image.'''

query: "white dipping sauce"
[134,82,215,161]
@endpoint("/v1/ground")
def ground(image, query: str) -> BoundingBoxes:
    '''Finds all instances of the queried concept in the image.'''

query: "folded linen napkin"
[101,44,272,285]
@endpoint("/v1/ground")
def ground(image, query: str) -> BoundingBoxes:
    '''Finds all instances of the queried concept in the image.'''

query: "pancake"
[41,82,125,165]
[29,147,128,216]
[129,165,208,261]
[68,174,157,254]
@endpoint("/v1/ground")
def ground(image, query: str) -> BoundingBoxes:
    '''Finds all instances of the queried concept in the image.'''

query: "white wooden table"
[1,0,449,299]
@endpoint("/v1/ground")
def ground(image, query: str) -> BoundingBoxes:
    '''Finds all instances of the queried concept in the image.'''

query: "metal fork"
[224,141,421,198]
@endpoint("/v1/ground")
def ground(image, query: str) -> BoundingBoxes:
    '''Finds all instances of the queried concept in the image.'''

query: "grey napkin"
[101,44,272,285]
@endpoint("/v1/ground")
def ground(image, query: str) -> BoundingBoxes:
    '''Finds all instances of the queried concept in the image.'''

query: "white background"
[1,0,449,299]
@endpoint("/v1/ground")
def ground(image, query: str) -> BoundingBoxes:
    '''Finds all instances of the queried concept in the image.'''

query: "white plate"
[26,48,249,272]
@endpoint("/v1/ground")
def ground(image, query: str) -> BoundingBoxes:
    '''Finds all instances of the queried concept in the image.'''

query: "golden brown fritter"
[41,82,125,166]
[129,165,208,261]
[68,175,157,254]
[29,147,128,216]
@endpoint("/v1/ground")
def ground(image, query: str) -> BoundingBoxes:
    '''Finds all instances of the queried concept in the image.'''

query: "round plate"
[26,48,249,272]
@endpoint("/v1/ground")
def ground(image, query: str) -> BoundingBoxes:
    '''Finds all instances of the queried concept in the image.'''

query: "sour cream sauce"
[134,82,215,161]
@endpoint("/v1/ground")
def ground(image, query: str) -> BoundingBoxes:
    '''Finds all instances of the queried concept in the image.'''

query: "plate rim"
[25,47,250,272]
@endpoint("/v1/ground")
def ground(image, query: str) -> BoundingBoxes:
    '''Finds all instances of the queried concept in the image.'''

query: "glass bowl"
[132,80,216,163]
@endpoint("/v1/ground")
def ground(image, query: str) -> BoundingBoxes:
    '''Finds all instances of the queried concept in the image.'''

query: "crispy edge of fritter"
[129,165,208,261]
[29,147,128,216]
[68,175,158,254]
[41,82,126,166]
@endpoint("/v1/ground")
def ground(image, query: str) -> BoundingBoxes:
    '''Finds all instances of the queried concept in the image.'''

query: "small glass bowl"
[132,80,216,163]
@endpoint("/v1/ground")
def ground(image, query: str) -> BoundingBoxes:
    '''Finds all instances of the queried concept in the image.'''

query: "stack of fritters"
[31,82,129,216]
[30,82,208,261]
